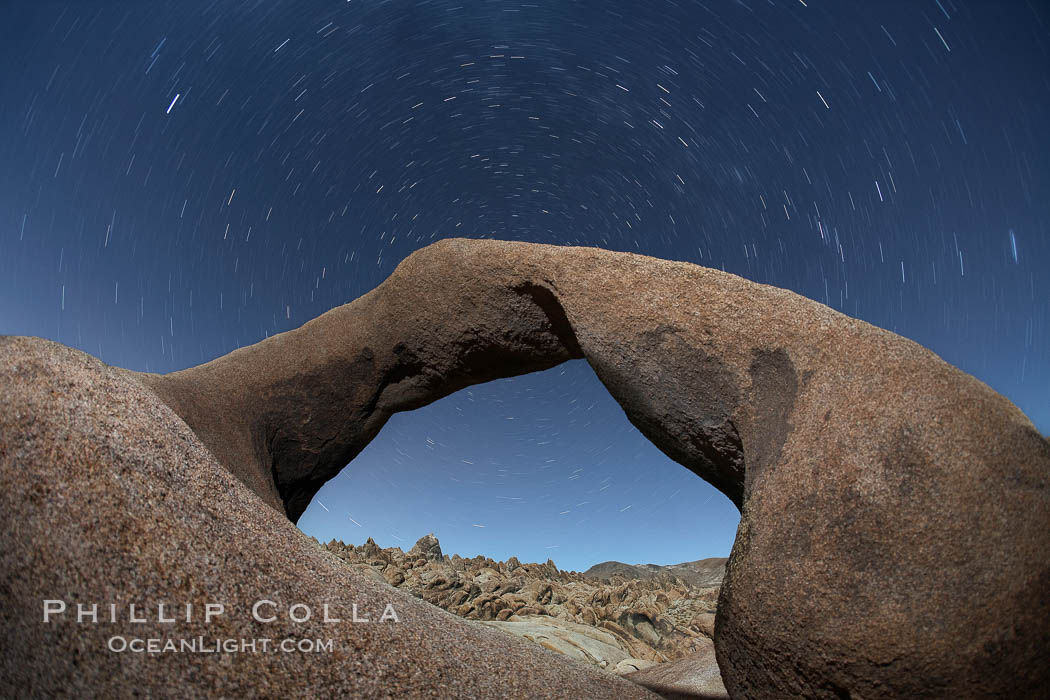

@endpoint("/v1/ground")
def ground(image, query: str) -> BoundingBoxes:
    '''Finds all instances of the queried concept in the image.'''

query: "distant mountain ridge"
[584,557,728,588]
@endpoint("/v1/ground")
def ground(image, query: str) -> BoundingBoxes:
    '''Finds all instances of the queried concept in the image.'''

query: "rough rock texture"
[480,617,636,671]
[5,237,1050,697]
[407,532,444,562]
[625,638,728,699]
[585,558,727,589]
[0,336,658,699]
[323,535,721,663]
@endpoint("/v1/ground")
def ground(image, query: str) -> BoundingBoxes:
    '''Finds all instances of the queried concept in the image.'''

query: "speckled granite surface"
[625,637,727,699]
[0,335,660,698]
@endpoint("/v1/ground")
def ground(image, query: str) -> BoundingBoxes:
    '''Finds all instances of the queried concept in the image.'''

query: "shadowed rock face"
[4,238,1049,698]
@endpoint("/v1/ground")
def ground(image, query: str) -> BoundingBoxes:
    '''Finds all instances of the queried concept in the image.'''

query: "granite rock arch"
[133,238,1050,698]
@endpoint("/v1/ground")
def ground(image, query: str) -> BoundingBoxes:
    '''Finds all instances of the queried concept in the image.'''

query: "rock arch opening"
[295,358,740,571]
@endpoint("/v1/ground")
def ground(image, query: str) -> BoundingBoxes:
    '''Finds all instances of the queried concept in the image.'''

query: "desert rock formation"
[132,238,1050,697]
[323,535,722,665]
[4,238,1049,698]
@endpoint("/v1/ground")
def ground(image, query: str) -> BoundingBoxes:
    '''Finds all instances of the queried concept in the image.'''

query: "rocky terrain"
[585,557,728,589]
[322,534,724,672]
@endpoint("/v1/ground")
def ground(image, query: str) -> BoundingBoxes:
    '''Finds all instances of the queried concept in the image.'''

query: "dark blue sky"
[1,1,1046,571]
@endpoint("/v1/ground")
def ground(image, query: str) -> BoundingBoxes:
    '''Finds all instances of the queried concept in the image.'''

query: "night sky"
[2,1,1047,572]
